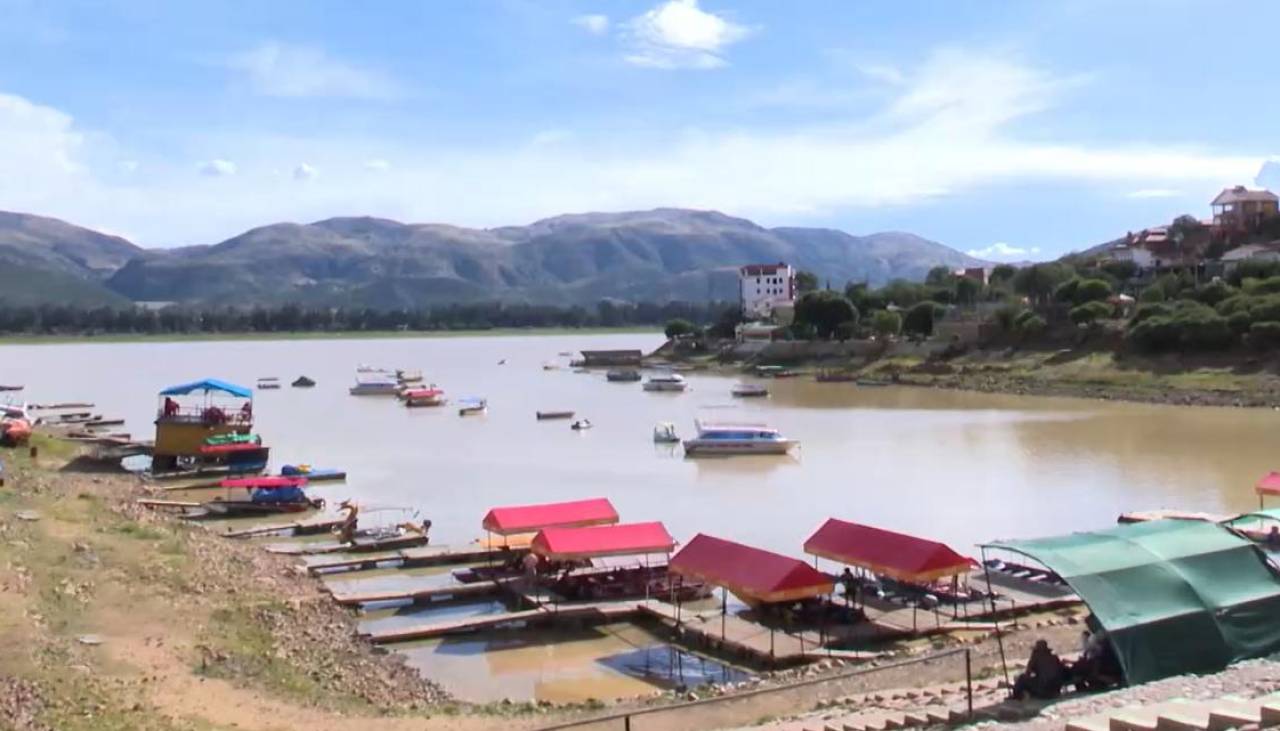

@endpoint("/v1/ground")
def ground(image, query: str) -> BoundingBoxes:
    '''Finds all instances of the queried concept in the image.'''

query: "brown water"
[6,333,1280,699]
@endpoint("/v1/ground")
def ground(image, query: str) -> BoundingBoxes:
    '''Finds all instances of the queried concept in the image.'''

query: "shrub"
[1193,280,1235,306]
[993,305,1026,333]
[1017,314,1046,336]
[871,310,901,337]
[1249,296,1280,324]
[1178,311,1233,350]
[1138,286,1165,303]
[1070,301,1113,326]
[1228,311,1253,335]
[834,321,858,341]
[1216,294,1255,316]
[1127,316,1180,352]
[903,301,945,336]
[1249,321,1280,350]
[1243,275,1280,296]
[664,318,696,339]
[1054,278,1081,303]
[1073,278,1113,305]
[1131,303,1172,326]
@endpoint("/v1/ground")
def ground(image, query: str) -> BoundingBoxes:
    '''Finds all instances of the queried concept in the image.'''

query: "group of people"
[1012,626,1122,701]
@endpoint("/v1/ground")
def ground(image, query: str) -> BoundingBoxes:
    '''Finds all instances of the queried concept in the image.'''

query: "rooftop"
[1212,186,1279,206]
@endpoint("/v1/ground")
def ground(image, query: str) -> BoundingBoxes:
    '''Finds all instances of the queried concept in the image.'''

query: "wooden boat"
[642,373,687,392]
[350,378,400,396]
[457,398,487,416]
[606,369,642,382]
[291,376,316,388]
[257,377,281,390]
[396,369,424,384]
[404,387,446,407]
[279,464,347,482]
[267,532,429,555]
[536,410,574,420]
[186,477,322,518]
[653,422,680,443]
[0,385,23,392]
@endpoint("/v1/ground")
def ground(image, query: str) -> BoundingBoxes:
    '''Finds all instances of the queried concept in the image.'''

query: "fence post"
[624,715,631,731]
[965,648,973,718]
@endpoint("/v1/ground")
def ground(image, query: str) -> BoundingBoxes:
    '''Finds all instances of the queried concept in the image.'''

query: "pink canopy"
[1256,472,1280,496]
[531,522,675,560]
[482,497,619,536]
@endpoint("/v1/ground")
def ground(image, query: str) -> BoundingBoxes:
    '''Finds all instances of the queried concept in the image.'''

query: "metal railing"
[534,647,975,731]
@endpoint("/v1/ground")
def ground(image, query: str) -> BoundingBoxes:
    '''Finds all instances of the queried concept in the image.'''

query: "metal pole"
[965,648,973,718]
[721,587,727,642]
[625,715,631,731]
[981,546,1010,691]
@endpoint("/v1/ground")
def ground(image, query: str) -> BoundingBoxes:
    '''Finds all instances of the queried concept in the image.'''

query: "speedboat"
[404,387,446,407]
[643,373,687,392]
[607,369,642,382]
[291,376,316,388]
[653,422,680,443]
[682,421,798,456]
[571,419,593,430]
[349,376,400,395]
[731,383,769,398]
[396,369,424,384]
[458,397,487,415]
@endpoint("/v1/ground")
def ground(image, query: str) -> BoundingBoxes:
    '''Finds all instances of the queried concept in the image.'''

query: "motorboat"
[653,422,680,444]
[291,376,316,388]
[458,397,487,416]
[606,369,642,382]
[357,364,392,374]
[279,464,347,482]
[571,419,593,430]
[404,387,446,407]
[349,376,400,396]
[682,421,798,456]
[642,373,687,392]
[731,383,769,398]
[536,410,574,420]
[396,369,424,384]
[257,377,281,390]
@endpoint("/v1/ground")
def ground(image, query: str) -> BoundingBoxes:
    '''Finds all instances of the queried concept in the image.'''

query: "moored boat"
[403,387,446,407]
[653,422,680,443]
[642,373,687,392]
[257,377,281,390]
[396,369,424,384]
[536,410,574,420]
[458,397,487,415]
[291,376,316,388]
[731,383,769,398]
[682,421,798,456]
[349,376,400,396]
[571,419,593,430]
[280,464,347,481]
[606,369,642,382]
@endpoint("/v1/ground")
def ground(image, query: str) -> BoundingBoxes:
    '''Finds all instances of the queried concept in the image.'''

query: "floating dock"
[306,544,528,574]
[364,599,639,643]
[328,576,522,606]
[220,516,345,539]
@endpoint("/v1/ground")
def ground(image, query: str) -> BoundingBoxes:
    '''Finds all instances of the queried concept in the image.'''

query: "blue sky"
[1,0,1277,260]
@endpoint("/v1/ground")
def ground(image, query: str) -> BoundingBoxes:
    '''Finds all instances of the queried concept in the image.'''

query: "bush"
[1138,286,1165,303]
[1131,303,1172,326]
[1243,276,1280,296]
[1193,280,1235,306]
[1016,314,1046,336]
[871,310,901,337]
[1054,278,1080,304]
[993,305,1026,333]
[1074,278,1113,305]
[1228,260,1280,287]
[1249,321,1280,350]
[903,301,945,336]
[1216,294,1255,316]
[1070,301,1113,326]
[834,321,858,341]
[1127,316,1180,352]
[664,318,696,339]
[1228,311,1253,335]
[1249,296,1280,324]
[1178,311,1233,350]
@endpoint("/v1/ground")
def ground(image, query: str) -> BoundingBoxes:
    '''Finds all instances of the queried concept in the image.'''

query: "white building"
[1110,244,1154,269]
[739,262,796,319]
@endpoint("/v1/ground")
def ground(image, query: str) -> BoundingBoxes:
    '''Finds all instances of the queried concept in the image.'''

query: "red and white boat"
[403,387,446,407]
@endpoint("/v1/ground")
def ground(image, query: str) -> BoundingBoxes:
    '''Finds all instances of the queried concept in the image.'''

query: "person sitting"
[1073,630,1121,692]
[1012,640,1068,700]
[1267,525,1280,549]
[163,397,179,418]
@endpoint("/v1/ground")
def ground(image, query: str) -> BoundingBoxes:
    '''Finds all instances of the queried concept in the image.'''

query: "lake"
[5,332,1279,700]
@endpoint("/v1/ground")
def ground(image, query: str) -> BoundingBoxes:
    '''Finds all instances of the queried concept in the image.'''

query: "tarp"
[988,519,1280,684]
[531,521,674,560]
[1256,472,1280,496]
[482,497,619,536]
[250,486,307,503]
[670,533,833,604]
[160,379,252,399]
[804,518,975,583]
[220,476,307,489]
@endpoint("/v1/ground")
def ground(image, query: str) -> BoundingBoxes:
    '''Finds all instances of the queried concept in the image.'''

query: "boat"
[458,398,487,416]
[606,369,642,382]
[653,422,680,444]
[257,377,281,390]
[542,362,560,371]
[682,421,798,456]
[291,376,316,388]
[0,385,23,392]
[731,383,769,398]
[349,376,401,396]
[754,365,800,379]
[404,387,446,407]
[189,478,323,518]
[396,369,424,384]
[536,410,574,420]
[357,364,393,374]
[642,373,687,392]
[571,419,593,430]
[279,464,347,482]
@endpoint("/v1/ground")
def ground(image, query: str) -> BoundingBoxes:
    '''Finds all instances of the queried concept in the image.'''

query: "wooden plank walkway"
[638,602,821,664]
[328,576,520,606]
[220,516,344,539]
[364,599,640,643]
[306,544,527,574]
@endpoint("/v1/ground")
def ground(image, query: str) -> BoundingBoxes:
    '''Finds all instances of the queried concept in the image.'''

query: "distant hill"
[0,208,989,307]
[0,212,139,306]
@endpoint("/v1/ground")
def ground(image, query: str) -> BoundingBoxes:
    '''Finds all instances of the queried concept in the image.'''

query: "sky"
[1,0,1278,260]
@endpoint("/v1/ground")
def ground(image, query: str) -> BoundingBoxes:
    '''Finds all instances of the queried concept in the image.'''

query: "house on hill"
[1212,186,1279,233]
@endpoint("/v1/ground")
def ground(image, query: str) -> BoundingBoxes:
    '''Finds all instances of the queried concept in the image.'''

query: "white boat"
[653,422,680,444]
[571,419,593,431]
[731,383,769,398]
[349,377,401,396]
[458,398,487,415]
[643,373,687,392]
[682,421,798,456]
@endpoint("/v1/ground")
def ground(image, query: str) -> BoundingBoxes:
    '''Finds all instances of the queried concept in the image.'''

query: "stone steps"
[1062,693,1280,731]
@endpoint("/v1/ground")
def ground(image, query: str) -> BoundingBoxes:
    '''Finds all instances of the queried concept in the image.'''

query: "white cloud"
[198,159,237,177]
[624,0,750,69]
[364,158,391,171]
[572,14,610,35]
[856,63,905,86]
[293,162,317,180]
[1126,188,1182,199]
[967,242,1040,261]
[117,160,139,174]
[1256,159,1280,190]
[225,42,402,99]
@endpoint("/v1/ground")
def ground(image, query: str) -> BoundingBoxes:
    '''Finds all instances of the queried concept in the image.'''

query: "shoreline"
[0,325,660,346]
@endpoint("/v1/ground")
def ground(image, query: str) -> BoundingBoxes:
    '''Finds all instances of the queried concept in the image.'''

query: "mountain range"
[0,208,988,307]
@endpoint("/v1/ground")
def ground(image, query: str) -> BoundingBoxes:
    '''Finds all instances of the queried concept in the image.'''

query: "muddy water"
[6,332,1280,699]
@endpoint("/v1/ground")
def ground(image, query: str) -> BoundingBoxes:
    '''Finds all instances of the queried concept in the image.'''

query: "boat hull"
[642,383,687,392]
[349,385,400,396]
[682,440,797,456]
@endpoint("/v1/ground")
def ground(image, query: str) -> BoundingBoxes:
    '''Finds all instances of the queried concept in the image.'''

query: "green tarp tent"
[987,519,1280,684]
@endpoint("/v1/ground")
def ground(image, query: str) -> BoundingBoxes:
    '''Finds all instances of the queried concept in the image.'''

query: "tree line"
[0,300,739,336]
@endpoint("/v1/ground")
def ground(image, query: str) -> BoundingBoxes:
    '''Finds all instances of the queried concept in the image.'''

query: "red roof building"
[481,498,619,536]
[531,521,675,560]
[670,534,833,605]
[803,518,975,583]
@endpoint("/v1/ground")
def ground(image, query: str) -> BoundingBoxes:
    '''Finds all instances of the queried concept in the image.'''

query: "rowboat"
[257,377,281,390]
[536,410,574,420]
[653,422,680,443]
[606,369,642,382]
[279,464,347,482]
[458,398,487,416]
[349,378,400,396]
[571,419,593,430]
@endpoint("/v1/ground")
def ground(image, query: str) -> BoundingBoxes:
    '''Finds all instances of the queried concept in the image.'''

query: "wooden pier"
[306,544,527,574]
[364,599,640,643]
[220,516,345,539]
[328,576,521,606]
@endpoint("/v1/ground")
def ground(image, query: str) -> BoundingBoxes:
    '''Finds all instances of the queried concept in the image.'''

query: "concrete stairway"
[1064,693,1280,731]
[773,678,1011,731]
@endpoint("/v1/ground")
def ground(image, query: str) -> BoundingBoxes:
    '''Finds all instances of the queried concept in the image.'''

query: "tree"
[925,266,954,286]
[955,276,981,306]
[664,318,696,339]
[1070,301,1113,326]
[793,291,857,339]
[989,265,1017,287]
[871,310,901,337]
[796,270,820,294]
[903,301,944,336]
[1073,278,1113,305]
[1012,263,1074,306]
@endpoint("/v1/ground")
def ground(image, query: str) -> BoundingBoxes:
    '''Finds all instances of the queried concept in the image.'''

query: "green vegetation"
[663,318,697,339]
[794,290,858,338]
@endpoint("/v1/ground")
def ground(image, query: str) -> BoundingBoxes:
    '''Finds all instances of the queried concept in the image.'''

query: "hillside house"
[1110,244,1154,269]
[953,267,990,284]
[1221,242,1280,271]
[1212,186,1279,233]
[739,263,795,319]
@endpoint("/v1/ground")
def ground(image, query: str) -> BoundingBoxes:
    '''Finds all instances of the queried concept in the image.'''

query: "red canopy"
[670,534,833,604]
[200,443,267,455]
[220,476,308,489]
[531,521,674,560]
[804,518,975,583]
[1256,472,1280,496]
[482,498,619,536]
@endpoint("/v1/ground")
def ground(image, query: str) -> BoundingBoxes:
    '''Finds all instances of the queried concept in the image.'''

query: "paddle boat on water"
[642,373,687,392]
[731,383,769,398]
[653,422,680,444]
[682,420,798,456]
[403,386,446,407]
[458,397,487,416]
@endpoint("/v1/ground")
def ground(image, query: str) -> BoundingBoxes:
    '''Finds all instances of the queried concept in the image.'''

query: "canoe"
[536,410,574,420]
